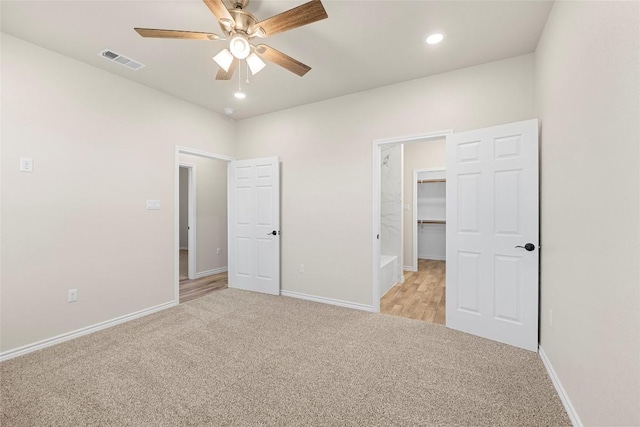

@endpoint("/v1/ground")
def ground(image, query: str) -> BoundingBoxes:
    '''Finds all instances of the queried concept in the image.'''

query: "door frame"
[412,167,447,271]
[371,130,453,312]
[174,146,235,304]
[179,162,196,280]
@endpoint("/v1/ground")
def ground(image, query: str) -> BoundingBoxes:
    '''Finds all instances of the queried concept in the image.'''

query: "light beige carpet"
[1,289,570,426]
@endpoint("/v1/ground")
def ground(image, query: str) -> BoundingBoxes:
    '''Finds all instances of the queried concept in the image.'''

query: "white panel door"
[228,157,280,295]
[446,119,539,351]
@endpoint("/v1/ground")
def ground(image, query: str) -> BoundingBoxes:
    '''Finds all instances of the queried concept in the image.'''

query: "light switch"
[146,200,161,210]
[20,158,33,172]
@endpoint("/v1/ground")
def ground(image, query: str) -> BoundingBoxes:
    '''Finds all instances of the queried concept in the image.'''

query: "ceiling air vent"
[98,49,145,71]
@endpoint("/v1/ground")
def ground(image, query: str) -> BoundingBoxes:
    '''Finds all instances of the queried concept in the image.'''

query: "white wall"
[179,167,189,249]
[0,34,236,353]
[536,2,640,425]
[236,54,536,306]
[178,154,228,274]
[402,140,446,267]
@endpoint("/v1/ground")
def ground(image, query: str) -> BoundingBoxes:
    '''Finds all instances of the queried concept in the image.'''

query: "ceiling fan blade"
[216,57,238,80]
[253,0,327,37]
[134,28,223,41]
[255,44,311,77]
[202,0,235,27]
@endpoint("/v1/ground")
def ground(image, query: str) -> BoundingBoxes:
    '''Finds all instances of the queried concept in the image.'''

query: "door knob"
[267,230,277,236]
[515,243,535,251]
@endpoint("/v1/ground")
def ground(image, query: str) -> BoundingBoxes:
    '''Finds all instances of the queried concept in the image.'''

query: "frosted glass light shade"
[213,49,234,72]
[229,34,250,59]
[246,53,266,75]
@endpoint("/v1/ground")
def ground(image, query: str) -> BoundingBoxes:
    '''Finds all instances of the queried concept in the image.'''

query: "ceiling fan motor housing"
[221,9,259,37]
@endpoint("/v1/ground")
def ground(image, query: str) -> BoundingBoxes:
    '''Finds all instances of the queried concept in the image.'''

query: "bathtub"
[379,254,399,298]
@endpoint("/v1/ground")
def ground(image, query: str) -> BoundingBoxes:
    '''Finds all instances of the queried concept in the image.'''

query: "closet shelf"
[418,219,446,224]
[417,179,446,184]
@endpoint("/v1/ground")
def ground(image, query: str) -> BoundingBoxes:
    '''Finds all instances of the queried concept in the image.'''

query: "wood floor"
[380,259,446,324]
[180,272,228,304]
[179,249,227,304]
[179,249,188,281]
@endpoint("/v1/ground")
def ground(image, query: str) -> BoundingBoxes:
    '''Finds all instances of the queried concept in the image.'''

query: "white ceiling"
[1,0,553,120]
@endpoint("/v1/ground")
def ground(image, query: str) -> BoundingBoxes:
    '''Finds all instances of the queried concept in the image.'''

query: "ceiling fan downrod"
[231,0,248,10]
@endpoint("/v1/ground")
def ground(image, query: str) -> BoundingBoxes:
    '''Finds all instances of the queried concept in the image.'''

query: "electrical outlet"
[549,308,554,328]
[19,157,34,173]
[299,264,304,274]
[217,248,221,255]
[68,289,78,303]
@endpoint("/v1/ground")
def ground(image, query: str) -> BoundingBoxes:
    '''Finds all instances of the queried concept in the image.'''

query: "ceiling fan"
[134,0,328,80]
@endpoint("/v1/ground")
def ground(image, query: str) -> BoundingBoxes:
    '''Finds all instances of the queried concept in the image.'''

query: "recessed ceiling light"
[426,33,444,44]
[234,91,246,100]
[224,107,234,115]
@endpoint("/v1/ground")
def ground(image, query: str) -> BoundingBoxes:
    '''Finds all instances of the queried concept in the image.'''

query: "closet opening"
[373,132,450,324]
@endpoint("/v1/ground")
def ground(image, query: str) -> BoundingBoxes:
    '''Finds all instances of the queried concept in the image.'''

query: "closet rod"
[417,179,446,184]
[418,219,446,224]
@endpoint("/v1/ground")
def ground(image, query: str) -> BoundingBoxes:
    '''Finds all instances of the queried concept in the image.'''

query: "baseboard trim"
[0,301,176,362]
[403,265,417,272]
[539,345,582,427]
[194,267,227,279]
[280,290,374,313]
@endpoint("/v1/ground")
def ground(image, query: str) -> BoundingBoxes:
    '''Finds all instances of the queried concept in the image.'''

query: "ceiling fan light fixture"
[229,33,251,59]
[246,53,266,75]
[426,33,444,44]
[213,49,234,72]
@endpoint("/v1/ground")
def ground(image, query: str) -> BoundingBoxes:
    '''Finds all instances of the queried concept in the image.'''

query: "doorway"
[175,147,234,304]
[179,163,195,281]
[377,137,449,324]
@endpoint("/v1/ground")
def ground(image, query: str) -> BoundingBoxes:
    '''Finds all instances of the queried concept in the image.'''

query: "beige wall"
[402,139,446,268]
[536,2,640,425]
[178,154,228,273]
[236,54,536,306]
[0,34,235,352]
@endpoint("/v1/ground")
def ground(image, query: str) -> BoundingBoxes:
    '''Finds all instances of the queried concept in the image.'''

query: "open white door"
[228,157,280,295]
[446,119,539,351]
